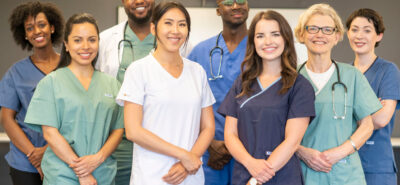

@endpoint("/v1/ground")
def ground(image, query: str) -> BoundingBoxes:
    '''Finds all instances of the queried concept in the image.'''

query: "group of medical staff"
[0,0,399,185]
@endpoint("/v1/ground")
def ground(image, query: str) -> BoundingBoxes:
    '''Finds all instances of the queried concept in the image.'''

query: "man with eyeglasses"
[95,0,155,185]
[188,0,249,184]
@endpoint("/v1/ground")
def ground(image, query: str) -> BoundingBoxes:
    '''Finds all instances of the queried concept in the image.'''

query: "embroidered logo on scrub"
[366,141,374,145]
[104,93,114,98]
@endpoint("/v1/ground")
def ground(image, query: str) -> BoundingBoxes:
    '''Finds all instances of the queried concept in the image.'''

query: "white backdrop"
[118,7,308,63]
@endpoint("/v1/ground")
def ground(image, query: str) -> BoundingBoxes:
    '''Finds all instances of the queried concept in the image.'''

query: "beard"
[125,7,153,25]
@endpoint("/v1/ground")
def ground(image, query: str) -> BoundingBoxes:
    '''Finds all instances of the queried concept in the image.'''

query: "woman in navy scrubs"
[347,8,400,185]
[218,11,315,185]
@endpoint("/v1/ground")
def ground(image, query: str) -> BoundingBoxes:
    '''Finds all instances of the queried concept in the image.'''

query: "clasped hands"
[162,150,202,185]
[299,147,344,173]
[245,158,275,184]
[27,146,47,179]
[69,153,104,185]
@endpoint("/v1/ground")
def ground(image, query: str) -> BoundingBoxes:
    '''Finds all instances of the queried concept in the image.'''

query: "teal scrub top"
[117,24,154,82]
[298,62,382,185]
[25,67,124,185]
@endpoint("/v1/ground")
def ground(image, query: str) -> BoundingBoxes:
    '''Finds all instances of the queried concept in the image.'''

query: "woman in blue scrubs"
[347,8,400,185]
[294,4,382,185]
[0,2,64,185]
[218,11,315,185]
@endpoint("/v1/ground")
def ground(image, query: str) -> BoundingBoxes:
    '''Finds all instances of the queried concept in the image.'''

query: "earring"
[25,37,28,40]
[51,31,54,34]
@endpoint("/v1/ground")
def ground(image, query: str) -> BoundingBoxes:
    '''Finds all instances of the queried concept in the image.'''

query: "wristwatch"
[249,178,258,185]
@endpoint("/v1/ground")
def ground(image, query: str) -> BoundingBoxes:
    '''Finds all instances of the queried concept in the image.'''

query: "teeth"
[313,41,325,45]
[264,48,276,51]
[80,53,90,57]
[136,7,145,11]
[35,36,44,41]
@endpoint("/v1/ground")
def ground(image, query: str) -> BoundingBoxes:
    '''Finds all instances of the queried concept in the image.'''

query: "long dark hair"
[151,1,191,49]
[239,10,297,97]
[56,13,99,70]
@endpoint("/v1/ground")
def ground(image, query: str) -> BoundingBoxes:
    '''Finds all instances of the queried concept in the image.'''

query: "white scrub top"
[116,54,215,185]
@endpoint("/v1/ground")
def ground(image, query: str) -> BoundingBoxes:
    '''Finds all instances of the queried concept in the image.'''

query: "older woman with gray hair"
[294,3,382,185]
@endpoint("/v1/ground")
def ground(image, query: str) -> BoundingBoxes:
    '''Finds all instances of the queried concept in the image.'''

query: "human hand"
[162,162,188,185]
[322,147,346,166]
[244,158,275,184]
[27,146,47,168]
[78,174,97,185]
[297,147,331,172]
[207,140,232,170]
[180,151,202,174]
[70,153,103,177]
[36,167,44,180]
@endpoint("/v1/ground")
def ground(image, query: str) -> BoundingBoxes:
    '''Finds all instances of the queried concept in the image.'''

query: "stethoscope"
[208,32,224,81]
[117,22,135,72]
[298,60,348,120]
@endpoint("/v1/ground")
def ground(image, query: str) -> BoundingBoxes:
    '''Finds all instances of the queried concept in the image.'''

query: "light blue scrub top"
[358,57,400,174]
[299,62,382,185]
[188,34,247,141]
[25,68,123,185]
[0,57,47,173]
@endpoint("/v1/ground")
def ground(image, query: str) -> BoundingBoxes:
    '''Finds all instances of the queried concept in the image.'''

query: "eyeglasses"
[305,26,337,35]
[220,0,247,6]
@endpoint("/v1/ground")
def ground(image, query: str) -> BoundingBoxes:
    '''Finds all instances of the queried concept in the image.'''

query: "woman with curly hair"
[0,1,64,185]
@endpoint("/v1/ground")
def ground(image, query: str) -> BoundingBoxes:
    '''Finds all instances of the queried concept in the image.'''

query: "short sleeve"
[353,70,382,121]
[111,105,124,130]
[217,77,241,118]
[110,80,124,130]
[24,76,59,132]
[378,63,400,101]
[0,68,21,111]
[200,67,216,108]
[287,75,316,120]
[116,64,145,106]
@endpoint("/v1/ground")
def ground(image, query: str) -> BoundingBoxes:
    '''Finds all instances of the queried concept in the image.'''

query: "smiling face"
[64,23,99,67]
[216,0,249,28]
[254,19,284,63]
[123,0,154,24]
[302,14,340,56]
[24,12,54,49]
[151,8,188,53]
[347,17,382,55]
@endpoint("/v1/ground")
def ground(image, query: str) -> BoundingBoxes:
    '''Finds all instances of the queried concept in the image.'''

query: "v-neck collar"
[125,23,154,44]
[352,56,379,75]
[150,54,186,80]
[29,56,48,76]
[240,77,282,108]
[301,64,338,96]
[63,67,97,92]
[219,35,248,56]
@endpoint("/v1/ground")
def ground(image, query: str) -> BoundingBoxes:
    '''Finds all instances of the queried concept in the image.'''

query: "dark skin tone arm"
[1,108,47,178]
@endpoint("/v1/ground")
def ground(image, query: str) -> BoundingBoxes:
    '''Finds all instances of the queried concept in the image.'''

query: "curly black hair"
[9,1,64,51]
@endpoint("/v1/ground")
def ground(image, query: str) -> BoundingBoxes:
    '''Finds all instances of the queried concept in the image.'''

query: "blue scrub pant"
[202,151,234,185]
[365,173,397,185]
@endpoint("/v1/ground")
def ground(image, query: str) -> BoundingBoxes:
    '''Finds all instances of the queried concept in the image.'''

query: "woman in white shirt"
[116,1,215,185]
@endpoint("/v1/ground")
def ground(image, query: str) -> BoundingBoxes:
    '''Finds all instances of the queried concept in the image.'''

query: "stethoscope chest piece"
[209,32,224,81]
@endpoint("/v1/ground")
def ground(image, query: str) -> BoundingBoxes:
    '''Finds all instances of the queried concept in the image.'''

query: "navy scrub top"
[218,75,315,185]
[358,57,400,174]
